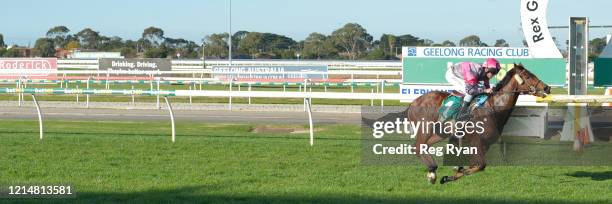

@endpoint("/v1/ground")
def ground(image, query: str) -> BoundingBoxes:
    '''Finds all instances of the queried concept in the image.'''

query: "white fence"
[4,78,612,145]
[57,59,403,70]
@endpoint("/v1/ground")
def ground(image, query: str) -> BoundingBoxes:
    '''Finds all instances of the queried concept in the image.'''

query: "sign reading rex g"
[0,58,57,78]
[520,0,562,58]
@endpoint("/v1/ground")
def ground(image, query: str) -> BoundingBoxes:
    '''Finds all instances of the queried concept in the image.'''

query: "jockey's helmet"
[483,58,501,74]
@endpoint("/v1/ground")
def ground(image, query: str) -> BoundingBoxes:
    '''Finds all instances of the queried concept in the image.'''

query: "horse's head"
[495,64,551,97]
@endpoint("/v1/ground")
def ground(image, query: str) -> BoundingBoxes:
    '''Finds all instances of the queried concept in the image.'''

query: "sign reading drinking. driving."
[98,58,171,71]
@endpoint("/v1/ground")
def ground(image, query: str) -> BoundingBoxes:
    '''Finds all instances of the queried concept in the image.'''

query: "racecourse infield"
[0,118,611,203]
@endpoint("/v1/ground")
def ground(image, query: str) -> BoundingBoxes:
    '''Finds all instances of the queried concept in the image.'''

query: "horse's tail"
[378,107,410,123]
[362,107,410,128]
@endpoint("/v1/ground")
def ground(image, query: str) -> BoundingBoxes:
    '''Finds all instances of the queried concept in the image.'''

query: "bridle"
[497,69,545,95]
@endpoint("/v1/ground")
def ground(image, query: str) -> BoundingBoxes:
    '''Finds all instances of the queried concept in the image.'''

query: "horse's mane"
[493,64,524,92]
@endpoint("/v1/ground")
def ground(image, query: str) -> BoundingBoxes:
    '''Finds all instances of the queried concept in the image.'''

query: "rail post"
[371,88,374,106]
[248,83,252,104]
[189,85,193,105]
[131,85,135,105]
[303,80,307,112]
[76,85,79,103]
[156,79,161,109]
[86,77,91,108]
[17,77,22,107]
[229,78,234,111]
[304,79,314,146]
[31,94,43,140]
[164,96,176,143]
[306,97,314,146]
[380,80,385,110]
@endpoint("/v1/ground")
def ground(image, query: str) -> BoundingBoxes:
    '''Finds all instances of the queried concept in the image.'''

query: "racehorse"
[407,64,550,184]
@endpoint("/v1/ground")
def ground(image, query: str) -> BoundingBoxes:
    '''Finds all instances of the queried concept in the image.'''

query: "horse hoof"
[440,176,449,184]
[427,172,437,184]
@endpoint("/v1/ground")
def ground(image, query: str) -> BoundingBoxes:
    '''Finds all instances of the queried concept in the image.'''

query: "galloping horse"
[407,64,550,184]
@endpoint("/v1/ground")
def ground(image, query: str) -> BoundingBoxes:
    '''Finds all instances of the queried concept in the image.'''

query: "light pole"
[201,42,206,69]
[228,0,232,68]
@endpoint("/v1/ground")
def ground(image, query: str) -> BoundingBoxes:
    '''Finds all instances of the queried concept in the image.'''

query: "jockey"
[445,58,501,117]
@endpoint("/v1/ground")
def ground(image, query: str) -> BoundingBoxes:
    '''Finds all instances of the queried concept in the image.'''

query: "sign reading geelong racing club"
[98,58,171,71]
[402,47,531,58]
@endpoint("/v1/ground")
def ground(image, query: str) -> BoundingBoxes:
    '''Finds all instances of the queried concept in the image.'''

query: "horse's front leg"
[417,133,445,184]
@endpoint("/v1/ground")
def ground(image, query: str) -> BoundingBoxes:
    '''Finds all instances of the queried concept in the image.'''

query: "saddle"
[438,93,488,122]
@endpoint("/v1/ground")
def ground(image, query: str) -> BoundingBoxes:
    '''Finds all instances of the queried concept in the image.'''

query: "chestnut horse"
[407,64,551,184]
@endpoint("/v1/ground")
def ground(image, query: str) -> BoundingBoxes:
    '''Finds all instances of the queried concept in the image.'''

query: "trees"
[231,30,250,57]
[589,37,608,60]
[379,34,399,56]
[3,48,23,57]
[203,33,229,59]
[460,35,485,47]
[165,38,199,59]
[98,36,125,51]
[142,26,165,48]
[0,33,5,48]
[46,26,70,48]
[13,22,554,60]
[239,32,264,58]
[75,28,101,50]
[494,39,509,47]
[144,44,170,58]
[64,40,80,50]
[232,32,297,59]
[375,34,436,58]
[441,40,456,47]
[302,32,328,59]
[262,33,297,58]
[33,38,56,57]
[365,48,386,60]
[120,47,137,58]
[330,23,373,60]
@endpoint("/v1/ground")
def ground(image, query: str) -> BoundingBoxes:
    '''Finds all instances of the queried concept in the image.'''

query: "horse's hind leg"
[448,136,464,172]
[416,133,445,184]
[443,163,485,184]
[440,167,466,184]
[440,141,486,184]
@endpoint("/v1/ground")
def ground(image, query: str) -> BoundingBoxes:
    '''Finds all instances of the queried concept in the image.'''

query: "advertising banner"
[98,58,171,71]
[0,58,57,78]
[520,0,563,58]
[402,57,566,86]
[402,47,531,58]
[399,84,455,102]
[212,65,328,80]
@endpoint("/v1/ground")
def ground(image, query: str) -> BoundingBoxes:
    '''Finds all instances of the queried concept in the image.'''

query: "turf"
[0,120,611,203]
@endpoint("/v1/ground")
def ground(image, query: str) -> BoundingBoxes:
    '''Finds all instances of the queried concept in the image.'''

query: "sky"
[2,0,611,47]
